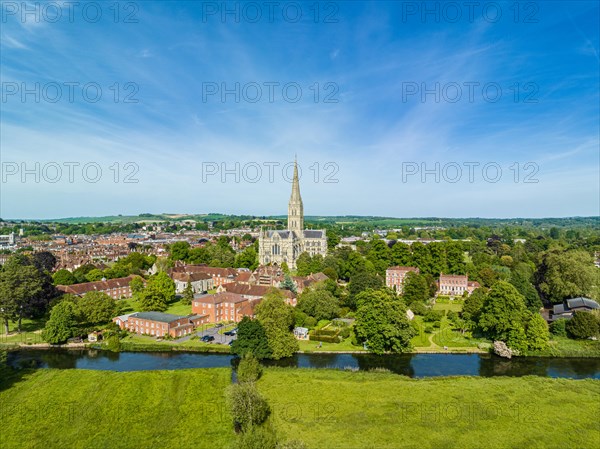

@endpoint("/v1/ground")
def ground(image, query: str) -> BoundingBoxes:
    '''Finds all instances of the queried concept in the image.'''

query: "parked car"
[224,330,236,336]
[201,335,215,342]
[215,323,224,328]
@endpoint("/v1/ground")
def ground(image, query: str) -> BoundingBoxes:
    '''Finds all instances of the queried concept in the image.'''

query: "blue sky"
[1,1,598,219]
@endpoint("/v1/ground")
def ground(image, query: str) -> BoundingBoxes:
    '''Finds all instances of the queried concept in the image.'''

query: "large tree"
[402,272,430,303]
[295,252,313,276]
[230,316,272,359]
[478,281,529,351]
[390,242,411,266]
[255,290,298,359]
[31,251,57,273]
[525,312,550,351]
[510,262,542,312]
[42,301,77,344]
[77,291,117,325]
[169,241,191,261]
[137,272,175,312]
[354,289,415,354]
[366,239,391,275]
[462,287,487,325]
[297,288,340,322]
[0,255,46,333]
[234,245,258,270]
[535,249,596,303]
[53,269,77,286]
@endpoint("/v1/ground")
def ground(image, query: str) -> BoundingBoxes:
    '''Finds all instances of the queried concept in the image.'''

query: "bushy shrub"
[309,334,341,343]
[549,318,567,337]
[304,316,317,329]
[408,301,427,316]
[106,334,121,352]
[432,321,441,329]
[233,425,277,449]
[566,312,599,339]
[315,320,331,330]
[237,355,263,383]
[228,383,271,432]
[447,311,458,322]
[339,327,351,339]
[423,310,444,322]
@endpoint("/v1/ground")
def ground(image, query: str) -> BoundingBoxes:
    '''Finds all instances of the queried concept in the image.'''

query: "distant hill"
[2,213,598,229]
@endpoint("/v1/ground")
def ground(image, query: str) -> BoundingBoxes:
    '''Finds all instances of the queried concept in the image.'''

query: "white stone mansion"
[258,160,327,269]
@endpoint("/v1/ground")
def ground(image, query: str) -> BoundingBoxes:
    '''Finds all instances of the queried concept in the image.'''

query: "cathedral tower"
[287,159,304,233]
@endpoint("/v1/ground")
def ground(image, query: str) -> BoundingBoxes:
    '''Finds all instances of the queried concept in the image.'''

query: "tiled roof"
[194,292,247,304]
[171,272,212,282]
[387,266,419,272]
[57,275,143,296]
[303,230,325,238]
[566,297,599,310]
[130,312,185,323]
[221,282,295,299]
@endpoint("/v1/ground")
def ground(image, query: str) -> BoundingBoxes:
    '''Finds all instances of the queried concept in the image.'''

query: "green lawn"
[0,318,46,345]
[297,338,366,353]
[432,318,485,349]
[528,336,600,358]
[0,368,233,449]
[118,333,230,353]
[258,368,600,449]
[432,301,464,313]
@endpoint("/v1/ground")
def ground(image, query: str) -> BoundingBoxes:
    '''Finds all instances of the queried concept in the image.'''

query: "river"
[6,349,600,379]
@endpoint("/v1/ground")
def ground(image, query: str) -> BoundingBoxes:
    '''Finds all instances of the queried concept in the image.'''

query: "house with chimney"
[57,275,144,299]
[437,274,479,298]
[113,311,209,337]
[385,266,420,293]
[171,271,214,294]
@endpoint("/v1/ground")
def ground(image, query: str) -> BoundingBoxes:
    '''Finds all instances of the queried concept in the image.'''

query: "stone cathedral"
[258,160,327,269]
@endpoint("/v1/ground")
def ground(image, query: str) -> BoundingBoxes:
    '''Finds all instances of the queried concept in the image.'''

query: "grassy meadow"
[0,368,233,449]
[258,368,600,449]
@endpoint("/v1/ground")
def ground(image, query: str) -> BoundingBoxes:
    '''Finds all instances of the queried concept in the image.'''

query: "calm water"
[7,349,600,379]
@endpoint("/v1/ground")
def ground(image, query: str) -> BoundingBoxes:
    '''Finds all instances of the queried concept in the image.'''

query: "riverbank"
[4,339,600,358]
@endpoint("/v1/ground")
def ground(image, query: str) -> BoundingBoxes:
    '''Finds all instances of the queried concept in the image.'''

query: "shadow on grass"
[0,350,34,392]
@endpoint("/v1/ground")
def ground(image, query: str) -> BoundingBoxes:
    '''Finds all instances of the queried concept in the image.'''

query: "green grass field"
[258,368,600,449]
[297,338,366,353]
[0,368,233,449]
[0,318,46,345]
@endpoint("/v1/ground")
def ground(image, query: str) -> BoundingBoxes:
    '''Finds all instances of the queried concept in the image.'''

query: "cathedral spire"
[288,158,304,232]
[290,158,302,203]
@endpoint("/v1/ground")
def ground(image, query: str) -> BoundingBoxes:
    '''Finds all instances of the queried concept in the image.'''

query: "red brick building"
[57,275,144,299]
[169,264,237,286]
[192,292,254,323]
[217,282,297,306]
[385,266,420,293]
[113,311,208,337]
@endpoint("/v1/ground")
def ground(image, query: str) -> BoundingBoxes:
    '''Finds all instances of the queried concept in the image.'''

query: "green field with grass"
[297,338,366,353]
[0,368,233,449]
[0,318,46,345]
[258,368,600,449]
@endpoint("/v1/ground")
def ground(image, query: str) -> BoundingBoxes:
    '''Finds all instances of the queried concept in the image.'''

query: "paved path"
[174,324,237,345]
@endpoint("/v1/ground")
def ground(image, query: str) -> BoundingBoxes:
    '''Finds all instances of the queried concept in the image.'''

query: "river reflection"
[6,349,600,379]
